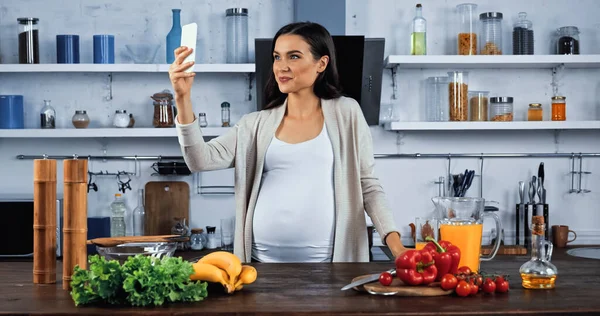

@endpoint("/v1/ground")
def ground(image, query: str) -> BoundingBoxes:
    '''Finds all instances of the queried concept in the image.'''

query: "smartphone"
[180,22,198,72]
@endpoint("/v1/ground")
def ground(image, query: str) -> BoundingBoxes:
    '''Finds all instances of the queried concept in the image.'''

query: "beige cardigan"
[175,96,399,262]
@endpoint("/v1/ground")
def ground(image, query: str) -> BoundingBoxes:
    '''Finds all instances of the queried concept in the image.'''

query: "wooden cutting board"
[144,181,190,236]
[352,274,453,296]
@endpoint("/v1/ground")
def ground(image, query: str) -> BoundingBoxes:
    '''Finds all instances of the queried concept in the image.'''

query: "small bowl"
[125,44,160,64]
[96,242,177,264]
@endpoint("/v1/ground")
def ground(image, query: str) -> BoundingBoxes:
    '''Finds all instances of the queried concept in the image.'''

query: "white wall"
[1,0,599,246]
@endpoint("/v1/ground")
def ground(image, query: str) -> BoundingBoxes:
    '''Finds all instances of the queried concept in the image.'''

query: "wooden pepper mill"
[62,158,88,290]
[33,158,57,284]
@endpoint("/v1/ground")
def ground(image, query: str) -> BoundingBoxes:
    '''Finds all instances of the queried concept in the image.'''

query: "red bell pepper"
[394,249,437,286]
[423,236,461,281]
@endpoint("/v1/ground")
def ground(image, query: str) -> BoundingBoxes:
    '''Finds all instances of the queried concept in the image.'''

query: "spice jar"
[456,3,478,55]
[556,26,580,55]
[480,12,503,55]
[199,112,208,127]
[18,18,40,64]
[113,110,130,128]
[490,97,514,121]
[551,96,566,121]
[527,103,543,121]
[190,228,208,250]
[151,91,175,127]
[221,102,231,127]
[71,110,90,129]
[468,91,489,121]
[448,71,469,121]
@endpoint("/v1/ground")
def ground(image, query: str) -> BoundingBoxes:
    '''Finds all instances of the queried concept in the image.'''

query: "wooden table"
[1,247,599,315]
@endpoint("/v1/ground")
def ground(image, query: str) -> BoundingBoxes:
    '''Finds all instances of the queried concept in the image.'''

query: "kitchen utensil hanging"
[569,154,591,194]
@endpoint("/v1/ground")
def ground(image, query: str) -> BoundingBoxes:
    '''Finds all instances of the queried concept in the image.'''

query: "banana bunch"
[190,251,257,294]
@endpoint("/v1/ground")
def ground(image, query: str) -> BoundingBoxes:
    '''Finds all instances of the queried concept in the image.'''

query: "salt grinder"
[33,157,57,284]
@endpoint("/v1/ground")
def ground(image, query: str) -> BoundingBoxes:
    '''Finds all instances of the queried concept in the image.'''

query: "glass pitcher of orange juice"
[432,197,501,273]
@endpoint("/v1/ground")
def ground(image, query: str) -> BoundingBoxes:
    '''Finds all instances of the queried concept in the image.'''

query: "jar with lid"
[221,102,231,127]
[40,100,55,129]
[448,71,469,121]
[226,8,249,63]
[151,90,175,127]
[528,103,543,121]
[468,91,489,121]
[490,97,514,121]
[456,3,478,55]
[72,110,90,129]
[113,110,130,128]
[551,96,566,121]
[18,17,40,64]
[205,226,218,249]
[513,12,534,55]
[480,12,503,55]
[198,112,208,127]
[556,26,579,55]
[190,228,208,250]
[425,76,449,121]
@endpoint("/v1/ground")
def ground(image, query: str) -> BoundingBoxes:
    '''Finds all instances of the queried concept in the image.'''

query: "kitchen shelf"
[384,121,600,131]
[384,55,600,69]
[0,63,255,73]
[0,127,230,138]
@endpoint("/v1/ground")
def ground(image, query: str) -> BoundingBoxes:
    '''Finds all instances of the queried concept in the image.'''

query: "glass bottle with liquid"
[519,215,558,289]
[411,4,427,55]
[110,193,128,237]
[132,189,145,236]
[40,100,56,129]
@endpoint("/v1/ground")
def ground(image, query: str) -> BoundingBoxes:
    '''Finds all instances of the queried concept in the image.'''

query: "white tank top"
[251,124,335,262]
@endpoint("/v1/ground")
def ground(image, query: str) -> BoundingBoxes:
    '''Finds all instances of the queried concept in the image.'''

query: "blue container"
[0,95,24,129]
[93,35,115,64]
[56,35,80,63]
[166,9,182,64]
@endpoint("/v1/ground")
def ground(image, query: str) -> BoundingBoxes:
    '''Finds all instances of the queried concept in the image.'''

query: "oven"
[0,195,63,258]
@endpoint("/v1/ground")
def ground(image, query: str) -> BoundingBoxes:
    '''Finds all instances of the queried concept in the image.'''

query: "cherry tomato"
[440,274,458,291]
[455,280,471,297]
[496,279,509,293]
[379,271,393,286]
[457,266,472,275]
[469,281,479,295]
[474,275,483,288]
[482,278,496,294]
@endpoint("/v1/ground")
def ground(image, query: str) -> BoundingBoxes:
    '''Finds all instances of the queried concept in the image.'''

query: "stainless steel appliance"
[0,194,63,258]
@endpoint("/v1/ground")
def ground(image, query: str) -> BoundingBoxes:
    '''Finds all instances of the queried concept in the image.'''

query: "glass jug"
[432,197,501,273]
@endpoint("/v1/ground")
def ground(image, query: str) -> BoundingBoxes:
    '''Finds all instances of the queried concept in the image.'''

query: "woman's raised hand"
[168,46,196,98]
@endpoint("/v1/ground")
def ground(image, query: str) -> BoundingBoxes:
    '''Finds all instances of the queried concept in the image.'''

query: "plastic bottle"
[110,193,127,237]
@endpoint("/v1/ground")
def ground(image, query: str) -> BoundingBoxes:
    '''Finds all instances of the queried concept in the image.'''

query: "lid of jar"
[529,103,542,107]
[17,17,39,23]
[75,110,87,114]
[221,102,230,108]
[206,226,216,234]
[226,8,248,16]
[557,26,579,35]
[191,228,204,234]
[490,97,513,103]
[480,12,503,20]
[115,110,127,114]
[426,76,449,83]
[552,96,566,100]
[199,112,206,116]
[514,12,532,29]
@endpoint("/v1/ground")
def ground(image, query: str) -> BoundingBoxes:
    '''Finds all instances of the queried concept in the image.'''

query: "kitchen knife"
[341,269,396,291]
[538,162,546,204]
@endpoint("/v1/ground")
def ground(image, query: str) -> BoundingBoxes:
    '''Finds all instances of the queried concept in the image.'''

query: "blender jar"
[18,17,40,64]
[425,76,449,122]
[480,12,503,55]
[456,3,478,55]
[448,71,469,121]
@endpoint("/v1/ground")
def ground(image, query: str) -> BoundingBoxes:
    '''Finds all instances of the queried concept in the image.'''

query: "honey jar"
[551,96,566,121]
[527,103,543,121]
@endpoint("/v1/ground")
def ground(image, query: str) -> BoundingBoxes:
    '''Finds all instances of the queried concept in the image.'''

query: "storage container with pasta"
[448,71,469,121]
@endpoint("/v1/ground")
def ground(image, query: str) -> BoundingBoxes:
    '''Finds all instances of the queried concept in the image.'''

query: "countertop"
[1,247,599,315]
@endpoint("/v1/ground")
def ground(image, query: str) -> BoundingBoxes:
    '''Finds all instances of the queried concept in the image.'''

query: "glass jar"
[556,26,580,55]
[18,17,40,64]
[468,91,489,121]
[448,71,469,121]
[456,3,478,55]
[171,217,190,251]
[527,103,543,121]
[551,96,566,121]
[190,228,208,250]
[425,76,449,122]
[206,226,218,249]
[513,12,534,55]
[72,110,90,129]
[221,101,231,127]
[226,8,249,63]
[153,99,175,127]
[40,100,56,129]
[490,97,514,121]
[113,110,130,128]
[480,12,503,55]
[199,112,208,127]
[519,215,558,289]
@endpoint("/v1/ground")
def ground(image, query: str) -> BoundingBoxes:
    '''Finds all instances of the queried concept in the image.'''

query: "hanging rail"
[16,154,184,160]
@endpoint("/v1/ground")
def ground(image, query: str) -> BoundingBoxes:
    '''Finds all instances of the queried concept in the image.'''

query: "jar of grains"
[468,91,489,121]
[448,71,469,121]
[490,97,514,121]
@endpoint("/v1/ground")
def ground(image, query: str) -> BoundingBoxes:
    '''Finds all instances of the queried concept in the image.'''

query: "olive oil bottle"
[411,4,427,55]
[519,215,558,289]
